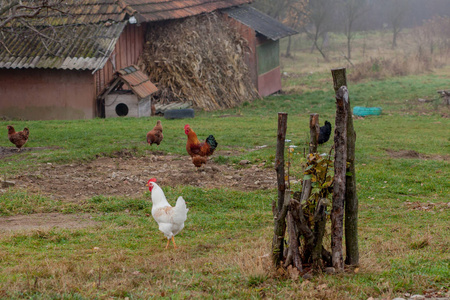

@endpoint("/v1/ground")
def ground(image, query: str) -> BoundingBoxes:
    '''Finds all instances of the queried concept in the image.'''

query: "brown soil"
[0,213,97,232]
[0,146,52,158]
[0,149,277,231]
[3,149,276,203]
[385,149,450,161]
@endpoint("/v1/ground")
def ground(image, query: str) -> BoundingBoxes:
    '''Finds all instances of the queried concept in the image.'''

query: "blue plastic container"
[353,106,382,117]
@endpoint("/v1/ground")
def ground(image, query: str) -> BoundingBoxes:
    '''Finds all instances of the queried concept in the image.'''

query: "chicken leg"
[165,236,177,249]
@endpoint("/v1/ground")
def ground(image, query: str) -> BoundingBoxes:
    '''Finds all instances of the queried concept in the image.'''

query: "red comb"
[184,124,190,130]
[148,178,157,183]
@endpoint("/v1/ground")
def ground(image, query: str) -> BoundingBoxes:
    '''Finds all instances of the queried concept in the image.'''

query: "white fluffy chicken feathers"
[147,178,188,249]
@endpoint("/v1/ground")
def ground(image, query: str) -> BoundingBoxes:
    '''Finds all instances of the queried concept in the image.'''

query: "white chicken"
[146,178,189,249]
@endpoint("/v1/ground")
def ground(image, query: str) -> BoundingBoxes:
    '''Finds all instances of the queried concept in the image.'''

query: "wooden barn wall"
[94,24,147,100]
[222,15,258,90]
[0,69,95,120]
[256,36,282,96]
[223,14,282,97]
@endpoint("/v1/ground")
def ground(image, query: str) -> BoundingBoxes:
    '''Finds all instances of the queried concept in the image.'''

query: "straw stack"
[139,13,259,111]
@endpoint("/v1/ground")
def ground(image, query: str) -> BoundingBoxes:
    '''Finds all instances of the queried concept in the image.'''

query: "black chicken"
[318,121,332,144]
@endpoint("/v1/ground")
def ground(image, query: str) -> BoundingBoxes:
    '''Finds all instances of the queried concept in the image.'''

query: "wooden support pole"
[331,68,359,266]
[309,113,319,154]
[272,112,288,267]
[300,114,319,203]
[331,86,348,271]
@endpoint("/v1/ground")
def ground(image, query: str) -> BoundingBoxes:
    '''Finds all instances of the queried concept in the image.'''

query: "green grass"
[1,55,450,299]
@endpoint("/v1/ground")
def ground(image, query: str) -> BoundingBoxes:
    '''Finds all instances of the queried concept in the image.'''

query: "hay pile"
[139,13,260,111]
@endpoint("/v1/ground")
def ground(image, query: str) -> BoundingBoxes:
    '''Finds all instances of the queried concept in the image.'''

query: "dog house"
[102,65,158,118]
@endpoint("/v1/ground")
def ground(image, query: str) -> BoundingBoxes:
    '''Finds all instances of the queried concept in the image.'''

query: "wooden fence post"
[272,112,288,267]
[331,68,359,266]
[300,114,319,202]
[309,113,319,153]
[331,86,348,271]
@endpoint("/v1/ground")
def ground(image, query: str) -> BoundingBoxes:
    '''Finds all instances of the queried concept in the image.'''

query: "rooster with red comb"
[184,124,218,169]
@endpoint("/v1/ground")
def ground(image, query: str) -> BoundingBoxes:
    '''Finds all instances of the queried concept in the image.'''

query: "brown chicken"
[147,120,163,146]
[184,124,218,168]
[7,125,29,152]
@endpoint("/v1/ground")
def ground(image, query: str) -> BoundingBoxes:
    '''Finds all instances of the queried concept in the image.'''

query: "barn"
[0,1,296,120]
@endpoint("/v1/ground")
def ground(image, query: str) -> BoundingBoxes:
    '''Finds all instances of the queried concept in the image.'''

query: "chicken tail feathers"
[206,135,218,151]
[318,121,332,144]
[173,196,189,224]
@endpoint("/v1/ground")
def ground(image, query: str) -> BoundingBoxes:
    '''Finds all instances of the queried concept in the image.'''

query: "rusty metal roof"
[12,0,252,25]
[0,21,127,70]
[224,6,298,40]
[117,65,158,98]
[127,0,252,22]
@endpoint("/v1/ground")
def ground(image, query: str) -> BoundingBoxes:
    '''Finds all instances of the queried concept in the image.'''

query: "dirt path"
[0,213,97,232]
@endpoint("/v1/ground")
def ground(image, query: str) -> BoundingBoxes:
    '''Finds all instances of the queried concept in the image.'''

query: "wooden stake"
[331,86,348,271]
[272,112,288,267]
[331,68,359,266]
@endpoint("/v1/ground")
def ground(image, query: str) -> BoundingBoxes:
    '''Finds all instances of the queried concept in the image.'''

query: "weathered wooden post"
[309,113,320,153]
[300,114,319,202]
[331,86,348,271]
[272,112,289,267]
[331,68,359,266]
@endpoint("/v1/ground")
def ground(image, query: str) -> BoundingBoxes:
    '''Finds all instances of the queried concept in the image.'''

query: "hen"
[147,120,163,146]
[184,124,218,168]
[146,178,188,249]
[318,121,332,145]
[7,125,29,152]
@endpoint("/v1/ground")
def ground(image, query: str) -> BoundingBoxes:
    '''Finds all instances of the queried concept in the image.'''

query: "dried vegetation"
[140,13,259,110]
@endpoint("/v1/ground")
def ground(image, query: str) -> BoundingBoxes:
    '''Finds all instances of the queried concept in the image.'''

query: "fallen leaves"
[404,201,449,212]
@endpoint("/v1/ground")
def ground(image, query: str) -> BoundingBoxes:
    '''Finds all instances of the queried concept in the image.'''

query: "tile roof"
[223,5,298,40]
[117,65,158,98]
[0,21,127,70]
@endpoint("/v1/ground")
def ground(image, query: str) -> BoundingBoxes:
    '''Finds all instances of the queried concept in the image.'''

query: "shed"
[0,0,251,120]
[223,6,298,96]
[0,0,296,120]
[103,65,158,118]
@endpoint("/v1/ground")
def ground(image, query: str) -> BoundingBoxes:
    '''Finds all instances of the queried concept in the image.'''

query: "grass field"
[0,32,449,299]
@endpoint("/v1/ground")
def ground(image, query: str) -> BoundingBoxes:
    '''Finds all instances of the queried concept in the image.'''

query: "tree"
[339,0,369,60]
[282,0,309,57]
[1,0,71,50]
[0,0,69,28]
[305,0,336,61]
[387,0,410,48]
[251,0,309,57]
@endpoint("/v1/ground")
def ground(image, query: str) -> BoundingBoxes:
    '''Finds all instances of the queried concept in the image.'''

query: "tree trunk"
[347,34,352,60]
[285,36,292,58]
[331,86,348,272]
[331,68,359,266]
[392,28,399,49]
[272,112,288,267]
